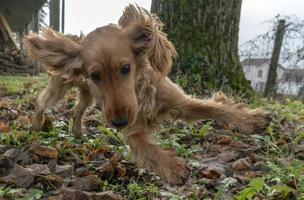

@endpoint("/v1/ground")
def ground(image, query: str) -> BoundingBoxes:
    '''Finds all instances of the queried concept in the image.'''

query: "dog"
[25,4,270,184]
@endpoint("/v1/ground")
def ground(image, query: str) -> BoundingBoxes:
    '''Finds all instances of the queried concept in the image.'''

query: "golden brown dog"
[25,4,270,184]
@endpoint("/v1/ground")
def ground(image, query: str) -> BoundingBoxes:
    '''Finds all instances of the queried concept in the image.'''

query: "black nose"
[111,116,129,128]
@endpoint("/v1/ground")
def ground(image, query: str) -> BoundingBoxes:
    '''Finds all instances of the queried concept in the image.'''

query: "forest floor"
[0,74,303,200]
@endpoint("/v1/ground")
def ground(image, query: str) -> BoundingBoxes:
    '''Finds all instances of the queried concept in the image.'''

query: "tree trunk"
[61,0,65,33]
[263,19,286,97]
[50,0,60,31]
[151,0,253,96]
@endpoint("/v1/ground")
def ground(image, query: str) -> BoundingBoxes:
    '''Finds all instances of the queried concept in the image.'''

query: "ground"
[0,74,303,200]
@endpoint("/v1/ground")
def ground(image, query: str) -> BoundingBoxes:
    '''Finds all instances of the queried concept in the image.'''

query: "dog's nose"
[111,116,129,128]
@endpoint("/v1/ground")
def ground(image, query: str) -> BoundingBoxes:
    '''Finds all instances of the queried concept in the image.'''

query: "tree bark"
[50,0,60,31]
[263,19,286,97]
[151,0,253,96]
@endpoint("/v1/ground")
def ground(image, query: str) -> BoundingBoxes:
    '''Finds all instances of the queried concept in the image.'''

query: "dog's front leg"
[126,132,188,184]
[33,76,70,131]
[72,87,93,137]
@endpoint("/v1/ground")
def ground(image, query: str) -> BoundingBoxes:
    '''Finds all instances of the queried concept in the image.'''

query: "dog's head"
[25,4,176,129]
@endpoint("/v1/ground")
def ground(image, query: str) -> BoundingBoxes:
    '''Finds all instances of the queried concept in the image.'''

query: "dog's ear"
[25,28,83,80]
[119,4,177,77]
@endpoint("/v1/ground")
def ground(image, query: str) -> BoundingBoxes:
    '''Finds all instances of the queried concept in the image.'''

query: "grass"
[0,74,303,200]
[0,74,48,94]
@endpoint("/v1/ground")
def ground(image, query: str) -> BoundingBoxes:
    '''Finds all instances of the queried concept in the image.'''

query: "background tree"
[240,15,304,98]
[151,0,253,96]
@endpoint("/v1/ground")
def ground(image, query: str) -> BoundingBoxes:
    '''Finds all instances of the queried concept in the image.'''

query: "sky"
[64,0,304,45]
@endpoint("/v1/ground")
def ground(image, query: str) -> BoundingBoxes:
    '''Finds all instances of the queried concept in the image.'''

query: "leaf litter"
[0,76,303,199]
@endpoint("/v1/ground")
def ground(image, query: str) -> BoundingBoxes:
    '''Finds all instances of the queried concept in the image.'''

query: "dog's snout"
[111,116,129,128]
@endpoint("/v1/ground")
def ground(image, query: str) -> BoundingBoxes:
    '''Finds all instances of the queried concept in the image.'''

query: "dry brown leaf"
[199,167,222,179]
[87,145,111,161]
[0,156,14,176]
[60,188,122,200]
[116,163,126,178]
[217,135,233,145]
[0,122,10,132]
[230,140,250,149]
[244,171,263,178]
[110,152,121,165]
[44,174,64,185]
[54,164,73,178]
[68,174,100,191]
[217,151,239,162]
[231,158,251,171]
[1,164,35,187]
[29,143,58,158]
[96,160,114,179]
[290,144,304,154]
[0,99,11,109]
[25,164,51,175]
[47,195,60,200]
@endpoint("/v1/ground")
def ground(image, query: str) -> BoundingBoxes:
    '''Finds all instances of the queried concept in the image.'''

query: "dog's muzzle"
[111,116,129,128]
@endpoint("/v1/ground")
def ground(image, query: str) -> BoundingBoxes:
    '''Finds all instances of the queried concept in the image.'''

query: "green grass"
[0,74,304,200]
[0,74,48,94]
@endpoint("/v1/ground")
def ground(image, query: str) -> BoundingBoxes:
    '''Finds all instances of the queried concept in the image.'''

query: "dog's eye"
[90,72,101,82]
[120,64,130,76]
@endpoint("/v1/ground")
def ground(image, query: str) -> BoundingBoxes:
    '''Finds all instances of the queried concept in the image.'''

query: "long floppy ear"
[119,4,177,77]
[25,28,83,80]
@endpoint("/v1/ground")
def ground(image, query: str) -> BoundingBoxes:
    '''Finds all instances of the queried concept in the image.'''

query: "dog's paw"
[159,156,188,185]
[235,108,271,134]
[32,111,45,131]
[72,126,87,138]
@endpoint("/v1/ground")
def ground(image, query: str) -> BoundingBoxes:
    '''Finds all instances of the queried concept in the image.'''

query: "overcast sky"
[64,0,304,45]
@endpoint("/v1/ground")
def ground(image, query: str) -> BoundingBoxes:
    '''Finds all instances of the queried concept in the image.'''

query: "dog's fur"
[25,5,270,184]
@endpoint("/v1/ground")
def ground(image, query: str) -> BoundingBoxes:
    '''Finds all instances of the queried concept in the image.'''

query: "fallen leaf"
[290,144,304,154]
[61,188,122,200]
[230,140,250,149]
[87,145,111,161]
[217,135,233,145]
[295,152,304,160]
[0,144,10,153]
[199,167,222,179]
[30,143,58,159]
[54,164,73,178]
[0,122,10,132]
[0,99,11,109]
[1,164,35,187]
[26,164,51,175]
[244,171,263,178]
[3,148,21,158]
[44,174,64,186]
[96,160,114,179]
[0,155,14,176]
[68,175,100,191]
[198,161,232,179]
[110,152,121,165]
[250,161,271,172]
[231,158,251,171]
[116,163,126,178]
[217,151,239,162]
[47,195,60,200]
